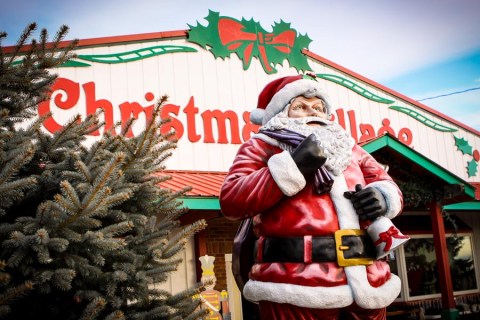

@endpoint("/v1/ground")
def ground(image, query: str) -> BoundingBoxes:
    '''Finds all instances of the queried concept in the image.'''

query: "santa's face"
[288,96,328,123]
[261,95,355,176]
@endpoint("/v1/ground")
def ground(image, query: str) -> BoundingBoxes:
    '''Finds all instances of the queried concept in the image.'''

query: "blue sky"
[2,0,479,131]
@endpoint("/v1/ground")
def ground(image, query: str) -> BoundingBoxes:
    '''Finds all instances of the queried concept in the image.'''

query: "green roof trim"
[179,197,220,210]
[176,135,476,211]
[361,135,476,199]
[443,201,480,211]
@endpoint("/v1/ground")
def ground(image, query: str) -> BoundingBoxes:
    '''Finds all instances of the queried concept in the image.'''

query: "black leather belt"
[255,230,376,267]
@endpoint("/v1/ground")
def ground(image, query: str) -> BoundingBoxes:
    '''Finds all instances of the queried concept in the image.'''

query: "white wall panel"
[154,235,196,294]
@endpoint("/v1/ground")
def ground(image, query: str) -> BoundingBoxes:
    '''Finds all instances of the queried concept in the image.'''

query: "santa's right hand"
[291,134,327,177]
[344,184,387,221]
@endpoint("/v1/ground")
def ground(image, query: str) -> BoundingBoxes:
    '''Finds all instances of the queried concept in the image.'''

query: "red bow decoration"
[218,18,295,73]
[374,226,409,252]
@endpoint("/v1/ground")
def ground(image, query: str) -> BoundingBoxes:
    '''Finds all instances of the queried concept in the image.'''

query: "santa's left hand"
[344,184,387,221]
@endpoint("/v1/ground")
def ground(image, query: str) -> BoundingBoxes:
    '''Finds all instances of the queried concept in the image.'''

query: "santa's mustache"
[289,116,332,127]
[262,114,355,176]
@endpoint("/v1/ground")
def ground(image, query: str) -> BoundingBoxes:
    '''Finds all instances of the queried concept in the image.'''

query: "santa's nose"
[307,106,321,116]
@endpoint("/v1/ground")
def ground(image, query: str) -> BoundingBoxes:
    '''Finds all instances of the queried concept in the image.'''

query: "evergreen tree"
[0,23,207,319]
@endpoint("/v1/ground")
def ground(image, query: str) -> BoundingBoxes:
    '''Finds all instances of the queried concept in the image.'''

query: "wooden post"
[194,229,208,282]
[430,200,459,320]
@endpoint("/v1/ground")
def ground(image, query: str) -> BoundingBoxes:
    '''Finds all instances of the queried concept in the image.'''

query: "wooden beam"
[194,229,208,282]
[430,200,456,310]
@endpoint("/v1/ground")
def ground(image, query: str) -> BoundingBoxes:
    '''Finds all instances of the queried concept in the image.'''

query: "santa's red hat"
[250,74,332,125]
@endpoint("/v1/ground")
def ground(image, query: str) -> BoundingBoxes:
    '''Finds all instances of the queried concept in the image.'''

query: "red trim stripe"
[256,237,264,263]
[2,30,188,53]
[304,235,312,264]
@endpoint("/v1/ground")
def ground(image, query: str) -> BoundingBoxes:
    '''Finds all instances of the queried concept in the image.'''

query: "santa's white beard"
[262,113,355,176]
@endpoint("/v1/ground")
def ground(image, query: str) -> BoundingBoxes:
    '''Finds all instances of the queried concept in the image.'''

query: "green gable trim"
[77,45,197,65]
[361,135,476,199]
[443,201,480,211]
[179,197,220,210]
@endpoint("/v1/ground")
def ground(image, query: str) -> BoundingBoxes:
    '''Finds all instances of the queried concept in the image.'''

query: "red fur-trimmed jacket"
[220,135,403,309]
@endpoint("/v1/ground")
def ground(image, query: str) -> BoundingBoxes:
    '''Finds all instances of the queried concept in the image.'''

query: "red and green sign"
[187,10,312,74]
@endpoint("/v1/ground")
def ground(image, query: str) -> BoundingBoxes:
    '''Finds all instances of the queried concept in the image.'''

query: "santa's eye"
[312,104,326,113]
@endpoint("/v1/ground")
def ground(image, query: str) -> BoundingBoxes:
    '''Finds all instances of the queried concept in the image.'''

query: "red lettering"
[37,78,417,149]
[183,97,201,142]
[201,110,241,144]
[119,101,153,138]
[160,103,184,140]
[38,78,80,133]
[83,82,114,136]
[242,112,260,142]
[377,119,395,136]
[119,92,154,138]
[359,124,376,143]
[334,108,347,130]
[398,127,413,145]
[347,110,358,143]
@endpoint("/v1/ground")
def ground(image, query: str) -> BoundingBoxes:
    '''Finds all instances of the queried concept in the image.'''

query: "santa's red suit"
[220,136,403,310]
[220,75,404,318]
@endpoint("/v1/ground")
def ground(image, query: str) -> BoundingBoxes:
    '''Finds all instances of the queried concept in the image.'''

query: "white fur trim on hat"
[268,150,306,196]
[262,79,331,125]
[243,280,354,309]
[250,108,265,126]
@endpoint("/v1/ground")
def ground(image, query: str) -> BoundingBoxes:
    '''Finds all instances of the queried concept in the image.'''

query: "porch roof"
[157,170,225,210]
[360,133,477,205]
[157,133,478,211]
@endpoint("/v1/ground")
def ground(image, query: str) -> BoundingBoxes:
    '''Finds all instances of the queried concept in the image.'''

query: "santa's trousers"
[259,301,386,320]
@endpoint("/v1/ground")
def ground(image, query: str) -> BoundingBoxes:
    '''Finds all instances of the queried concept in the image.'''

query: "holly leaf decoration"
[187,10,312,74]
[188,11,231,59]
[454,136,473,155]
[287,32,313,72]
[467,159,478,177]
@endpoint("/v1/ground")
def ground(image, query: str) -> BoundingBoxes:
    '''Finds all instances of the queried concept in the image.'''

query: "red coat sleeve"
[220,138,286,220]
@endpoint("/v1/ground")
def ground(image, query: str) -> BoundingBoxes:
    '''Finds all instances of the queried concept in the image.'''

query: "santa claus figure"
[220,74,406,319]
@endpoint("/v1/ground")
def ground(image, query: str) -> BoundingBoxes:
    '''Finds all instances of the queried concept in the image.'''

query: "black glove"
[344,184,387,221]
[291,134,326,178]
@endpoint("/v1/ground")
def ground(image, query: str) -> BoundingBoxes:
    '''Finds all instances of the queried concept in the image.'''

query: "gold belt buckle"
[334,229,374,267]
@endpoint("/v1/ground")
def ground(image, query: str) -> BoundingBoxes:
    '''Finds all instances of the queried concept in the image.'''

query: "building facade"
[10,11,480,319]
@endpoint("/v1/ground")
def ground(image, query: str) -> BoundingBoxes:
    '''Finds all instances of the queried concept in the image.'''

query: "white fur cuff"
[345,266,401,309]
[243,280,354,309]
[367,181,402,219]
[268,151,306,196]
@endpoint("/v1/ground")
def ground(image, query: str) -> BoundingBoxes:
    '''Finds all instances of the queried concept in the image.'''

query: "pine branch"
[104,310,125,320]
[80,296,107,320]
[1,24,206,319]
[0,280,34,306]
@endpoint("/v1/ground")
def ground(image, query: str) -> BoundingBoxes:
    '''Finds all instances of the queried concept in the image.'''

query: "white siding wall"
[154,235,197,294]
[51,38,480,183]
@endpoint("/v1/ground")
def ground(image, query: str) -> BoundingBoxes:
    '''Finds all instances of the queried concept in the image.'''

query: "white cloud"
[4,0,479,83]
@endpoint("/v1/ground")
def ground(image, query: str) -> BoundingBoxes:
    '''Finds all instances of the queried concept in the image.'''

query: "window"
[389,234,478,300]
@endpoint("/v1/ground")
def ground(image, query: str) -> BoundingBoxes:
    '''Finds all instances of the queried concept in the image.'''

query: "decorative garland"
[396,180,459,236]
[396,179,434,209]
